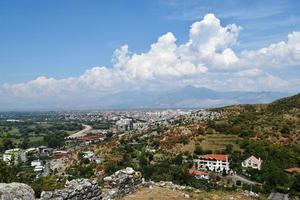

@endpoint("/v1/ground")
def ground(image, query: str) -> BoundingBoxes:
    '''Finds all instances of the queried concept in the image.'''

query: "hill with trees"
[211,93,300,145]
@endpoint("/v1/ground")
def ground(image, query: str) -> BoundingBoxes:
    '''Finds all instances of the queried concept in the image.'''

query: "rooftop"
[285,167,300,173]
[188,169,208,176]
[199,154,228,161]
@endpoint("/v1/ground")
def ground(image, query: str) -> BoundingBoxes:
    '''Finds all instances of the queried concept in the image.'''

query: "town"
[1,102,299,199]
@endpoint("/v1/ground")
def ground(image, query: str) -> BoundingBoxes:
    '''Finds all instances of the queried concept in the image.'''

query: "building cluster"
[191,154,264,180]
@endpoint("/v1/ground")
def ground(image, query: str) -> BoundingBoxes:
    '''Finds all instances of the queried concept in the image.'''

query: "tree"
[180,136,189,145]
[263,164,288,187]
[194,145,203,155]
[173,154,183,165]
[280,124,291,134]
[44,132,67,148]
[197,127,205,135]
[0,160,17,183]
[206,128,214,134]
[225,144,233,154]
[3,138,14,150]
[291,174,300,193]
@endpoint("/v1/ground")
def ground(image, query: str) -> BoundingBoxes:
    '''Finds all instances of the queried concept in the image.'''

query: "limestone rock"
[0,182,35,200]
[40,179,101,200]
[102,167,142,199]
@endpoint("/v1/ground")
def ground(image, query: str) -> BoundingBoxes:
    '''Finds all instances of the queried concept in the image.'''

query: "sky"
[0,0,300,110]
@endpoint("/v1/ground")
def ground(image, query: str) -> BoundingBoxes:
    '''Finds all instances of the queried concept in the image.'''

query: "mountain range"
[91,86,290,109]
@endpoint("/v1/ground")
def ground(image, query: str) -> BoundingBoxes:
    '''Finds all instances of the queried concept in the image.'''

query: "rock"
[102,168,142,199]
[40,179,102,200]
[0,182,35,200]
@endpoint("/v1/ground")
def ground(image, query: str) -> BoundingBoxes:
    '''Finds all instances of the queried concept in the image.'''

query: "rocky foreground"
[0,167,141,200]
[0,167,264,200]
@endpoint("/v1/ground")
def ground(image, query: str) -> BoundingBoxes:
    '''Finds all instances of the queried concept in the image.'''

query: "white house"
[242,156,262,170]
[34,165,44,172]
[83,151,95,160]
[2,148,26,165]
[31,160,42,167]
[194,154,230,173]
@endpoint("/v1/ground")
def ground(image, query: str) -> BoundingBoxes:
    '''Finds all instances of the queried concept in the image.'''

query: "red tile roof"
[199,154,228,161]
[247,155,262,164]
[285,167,300,173]
[188,169,208,176]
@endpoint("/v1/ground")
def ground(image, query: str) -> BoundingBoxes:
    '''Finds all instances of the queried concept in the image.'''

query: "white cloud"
[2,13,300,102]
[241,31,300,68]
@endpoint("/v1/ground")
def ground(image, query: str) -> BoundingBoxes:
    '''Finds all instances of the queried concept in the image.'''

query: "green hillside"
[211,93,300,145]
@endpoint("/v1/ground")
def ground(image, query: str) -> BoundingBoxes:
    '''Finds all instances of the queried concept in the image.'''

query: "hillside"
[211,93,300,145]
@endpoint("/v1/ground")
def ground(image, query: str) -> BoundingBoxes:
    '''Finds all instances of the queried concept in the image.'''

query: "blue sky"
[1,0,300,110]
[1,0,300,85]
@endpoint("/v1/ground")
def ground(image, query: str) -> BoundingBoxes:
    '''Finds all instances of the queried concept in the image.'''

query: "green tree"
[225,144,233,154]
[3,138,14,150]
[194,145,203,155]
[197,127,205,135]
[0,160,17,183]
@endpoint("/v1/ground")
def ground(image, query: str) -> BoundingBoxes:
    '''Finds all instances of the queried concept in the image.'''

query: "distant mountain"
[0,86,291,111]
[93,86,290,109]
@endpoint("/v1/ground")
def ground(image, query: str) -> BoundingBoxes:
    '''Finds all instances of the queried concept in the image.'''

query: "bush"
[197,127,205,135]
[194,145,203,155]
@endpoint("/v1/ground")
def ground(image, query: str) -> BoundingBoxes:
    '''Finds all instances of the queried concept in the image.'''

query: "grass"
[199,134,240,152]
[122,186,265,200]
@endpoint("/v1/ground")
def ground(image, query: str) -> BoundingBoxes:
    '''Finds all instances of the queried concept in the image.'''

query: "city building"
[116,118,133,132]
[194,154,230,173]
[242,155,263,170]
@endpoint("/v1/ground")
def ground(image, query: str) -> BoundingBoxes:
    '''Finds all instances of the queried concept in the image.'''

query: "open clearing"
[122,186,265,200]
[199,134,240,152]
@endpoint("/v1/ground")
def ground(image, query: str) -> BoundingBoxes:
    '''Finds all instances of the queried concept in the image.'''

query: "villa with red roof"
[194,154,230,173]
[242,155,263,170]
[188,169,209,179]
[285,167,300,173]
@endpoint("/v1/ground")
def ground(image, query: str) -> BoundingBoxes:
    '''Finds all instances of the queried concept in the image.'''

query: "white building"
[83,151,95,160]
[31,160,42,167]
[2,148,26,165]
[194,154,230,173]
[116,118,133,132]
[242,156,262,170]
[34,165,44,172]
[31,160,44,172]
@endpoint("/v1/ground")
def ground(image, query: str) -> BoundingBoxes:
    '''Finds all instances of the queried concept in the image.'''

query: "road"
[229,174,259,185]
[67,124,93,139]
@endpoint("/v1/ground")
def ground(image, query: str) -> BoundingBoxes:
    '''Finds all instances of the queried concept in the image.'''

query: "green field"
[199,134,240,152]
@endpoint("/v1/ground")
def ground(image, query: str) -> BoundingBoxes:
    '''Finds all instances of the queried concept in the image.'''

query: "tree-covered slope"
[211,93,300,145]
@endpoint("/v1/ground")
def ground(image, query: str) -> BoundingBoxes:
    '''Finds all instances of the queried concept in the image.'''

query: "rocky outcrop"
[40,179,101,200]
[0,168,141,200]
[0,182,35,200]
[143,181,194,191]
[102,167,142,200]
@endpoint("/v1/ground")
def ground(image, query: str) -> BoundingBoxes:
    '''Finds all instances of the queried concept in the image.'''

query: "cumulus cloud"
[2,13,300,101]
[241,31,300,68]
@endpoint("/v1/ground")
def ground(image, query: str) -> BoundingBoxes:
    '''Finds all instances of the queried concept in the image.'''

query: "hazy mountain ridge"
[98,86,289,109]
[0,86,290,111]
